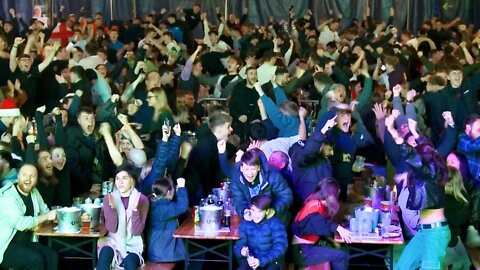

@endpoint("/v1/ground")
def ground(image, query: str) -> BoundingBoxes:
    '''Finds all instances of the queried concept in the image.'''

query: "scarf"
[98,188,144,267]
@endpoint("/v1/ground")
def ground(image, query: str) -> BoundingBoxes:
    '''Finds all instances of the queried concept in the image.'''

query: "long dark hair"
[151,176,174,199]
[306,178,341,218]
[416,143,448,186]
[448,151,471,181]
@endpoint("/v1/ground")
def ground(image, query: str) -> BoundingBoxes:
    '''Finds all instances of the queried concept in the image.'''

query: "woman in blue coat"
[148,177,189,268]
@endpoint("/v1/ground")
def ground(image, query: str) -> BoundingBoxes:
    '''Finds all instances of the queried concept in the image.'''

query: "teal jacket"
[0,183,49,263]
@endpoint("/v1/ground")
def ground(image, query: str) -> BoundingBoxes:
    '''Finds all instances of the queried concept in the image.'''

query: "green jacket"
[0,183,49,263]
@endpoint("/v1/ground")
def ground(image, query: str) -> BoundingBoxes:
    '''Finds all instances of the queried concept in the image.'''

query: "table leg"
[389,245,394,270]
[228,240,232,270]
[185,239,189,270]
[92,239,97,269]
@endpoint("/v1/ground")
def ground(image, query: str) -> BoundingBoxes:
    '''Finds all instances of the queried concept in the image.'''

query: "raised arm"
[121,72,145,104]
[9,37,25,72]
[180,46,202,81]
[38,42,61,73]
[98,122,124,167]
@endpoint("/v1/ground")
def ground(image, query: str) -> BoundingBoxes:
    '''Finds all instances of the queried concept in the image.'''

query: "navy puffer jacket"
[234,216,288,267]
[230,155,293,225]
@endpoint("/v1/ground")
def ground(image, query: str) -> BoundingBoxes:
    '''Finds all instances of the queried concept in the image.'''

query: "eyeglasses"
[146,95,156,100]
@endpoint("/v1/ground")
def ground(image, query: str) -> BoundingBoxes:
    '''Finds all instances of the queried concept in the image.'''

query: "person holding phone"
[143,87,175,143]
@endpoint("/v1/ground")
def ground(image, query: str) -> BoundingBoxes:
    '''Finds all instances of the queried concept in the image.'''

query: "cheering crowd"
[0,3,480,270]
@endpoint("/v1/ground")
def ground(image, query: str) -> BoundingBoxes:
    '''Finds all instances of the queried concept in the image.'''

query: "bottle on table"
[224,200,231,227]
[217,196,224,207]
[206,194,215,205]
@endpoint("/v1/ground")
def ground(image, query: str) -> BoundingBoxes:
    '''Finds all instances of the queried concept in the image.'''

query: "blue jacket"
[289,130,332,201]
[148,187,189,262]
[139,135,182,195]
[234,216,288,268]
[230,156,293,224]
[260,91,299,138]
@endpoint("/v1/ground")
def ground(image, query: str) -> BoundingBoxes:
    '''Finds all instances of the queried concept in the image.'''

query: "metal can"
[102,181,114,196]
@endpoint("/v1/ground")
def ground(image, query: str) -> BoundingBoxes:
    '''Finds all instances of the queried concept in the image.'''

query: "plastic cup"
[81,220,91,234]
[364,197,372,207]
[350,218,358,232]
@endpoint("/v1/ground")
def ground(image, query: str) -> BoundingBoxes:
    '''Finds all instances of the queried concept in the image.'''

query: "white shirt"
[77,55,104,70]
[257,63,277,85]
[261,135,300,171]
[319,26,340,47]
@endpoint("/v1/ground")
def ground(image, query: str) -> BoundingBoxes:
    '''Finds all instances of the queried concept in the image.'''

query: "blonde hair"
[150,87,171,113]
[446,167,468,204]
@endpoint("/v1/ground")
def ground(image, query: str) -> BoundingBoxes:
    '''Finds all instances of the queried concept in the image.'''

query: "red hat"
[0,99,20,117]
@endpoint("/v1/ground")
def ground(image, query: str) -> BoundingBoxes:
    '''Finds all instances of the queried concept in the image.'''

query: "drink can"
[102,181,114,196]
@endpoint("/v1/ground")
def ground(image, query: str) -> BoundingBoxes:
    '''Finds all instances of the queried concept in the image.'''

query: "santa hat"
[0,99,20,117]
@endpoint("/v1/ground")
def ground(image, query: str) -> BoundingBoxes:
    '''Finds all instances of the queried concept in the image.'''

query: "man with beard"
[325,103,374,201]
[229,66,261,143]
[34,150,58,207]
[0,164,58,270]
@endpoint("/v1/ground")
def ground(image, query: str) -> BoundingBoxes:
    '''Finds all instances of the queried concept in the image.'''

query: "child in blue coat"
[148,177,189,269]
[234,195,288,270]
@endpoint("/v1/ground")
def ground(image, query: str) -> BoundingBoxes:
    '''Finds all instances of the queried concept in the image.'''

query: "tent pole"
[110,0,114,21]
[132,0,137,18]
[406,0,410,31]
[225,0,228,21]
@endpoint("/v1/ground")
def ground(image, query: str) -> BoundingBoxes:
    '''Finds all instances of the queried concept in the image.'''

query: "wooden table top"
[334,232,404,245]
[35,222,107,238]
[173,215,240,240]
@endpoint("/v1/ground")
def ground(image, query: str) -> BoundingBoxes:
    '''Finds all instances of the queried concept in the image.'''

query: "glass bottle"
[206,194,215,205]
[217,196,224,207]
[224,200,231,227]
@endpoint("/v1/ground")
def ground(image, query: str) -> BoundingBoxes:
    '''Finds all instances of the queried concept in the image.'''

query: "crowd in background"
[0,2,480,270]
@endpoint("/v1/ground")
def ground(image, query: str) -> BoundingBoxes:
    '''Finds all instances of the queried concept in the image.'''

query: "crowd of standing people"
[0,2,479,270]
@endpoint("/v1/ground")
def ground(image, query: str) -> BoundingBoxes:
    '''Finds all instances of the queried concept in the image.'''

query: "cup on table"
[364,197,372,207]
[349,218,358,233]
[81,213,91,234]
[359,218,372,234]
[381,212,392,236]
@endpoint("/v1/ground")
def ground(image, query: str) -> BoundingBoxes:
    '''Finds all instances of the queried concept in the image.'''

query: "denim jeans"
[444,236,472,270]
[290,244,349,270]
[96,246,140,270]
[395,224,450,270]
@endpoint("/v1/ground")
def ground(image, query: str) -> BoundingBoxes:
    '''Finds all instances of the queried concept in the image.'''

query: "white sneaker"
[466,225,480,248]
